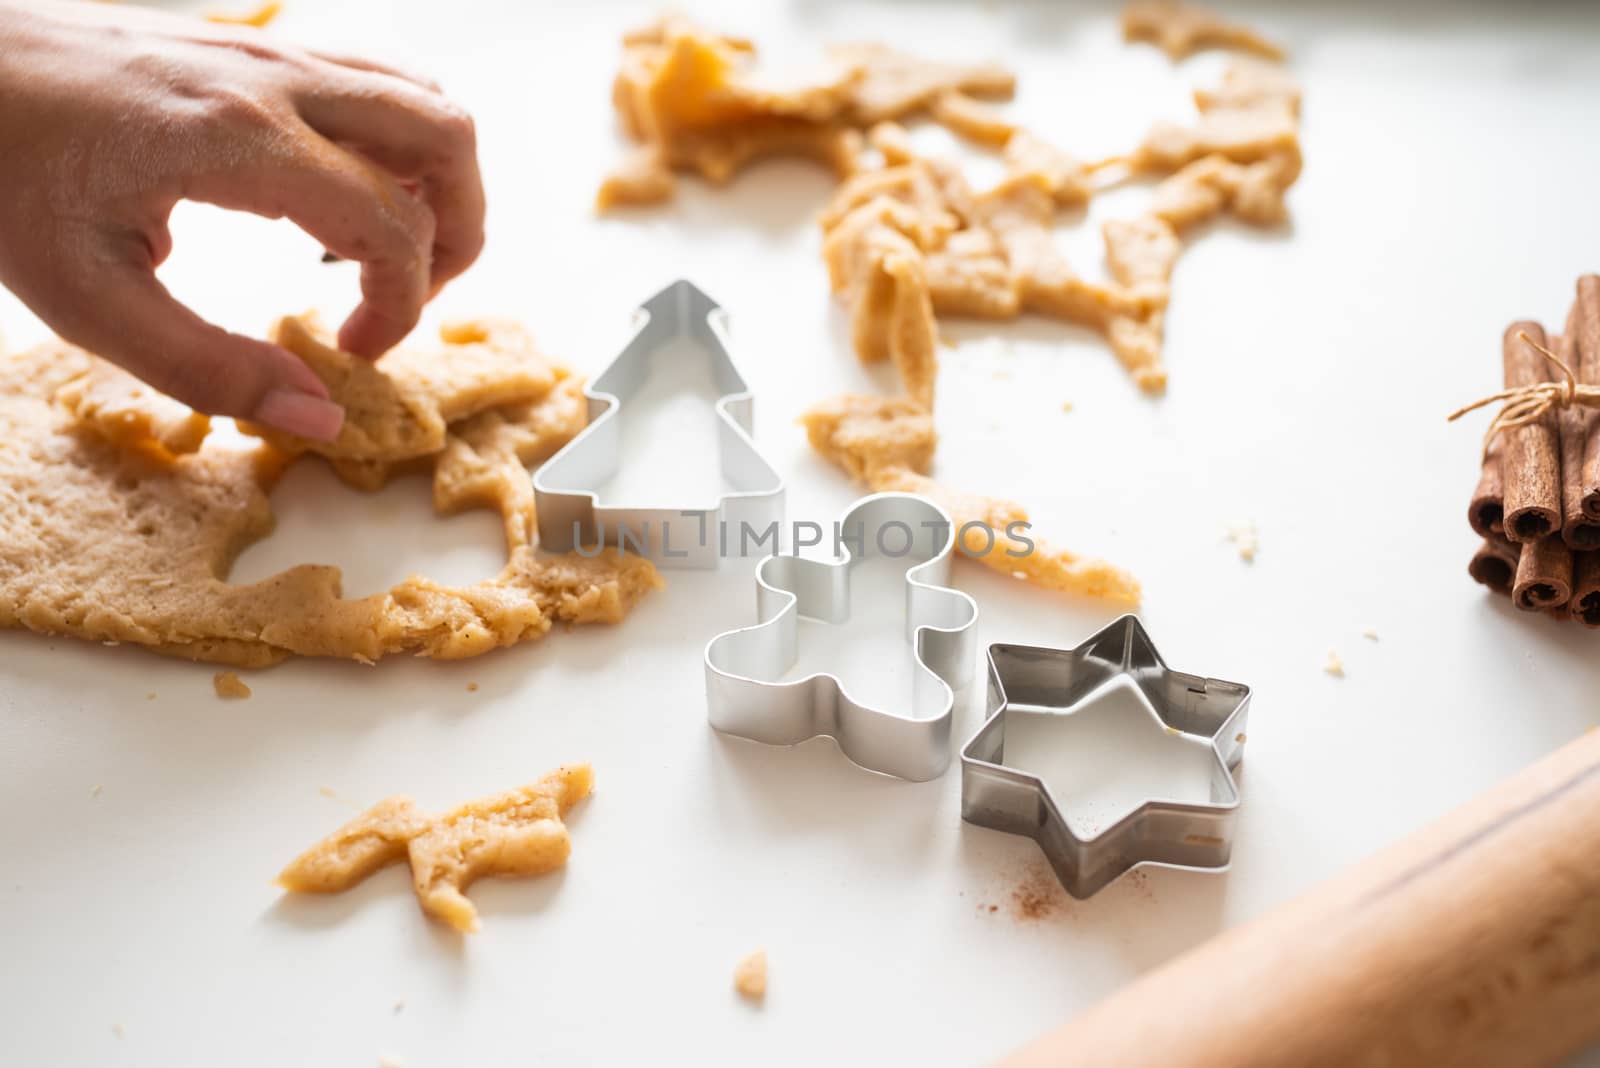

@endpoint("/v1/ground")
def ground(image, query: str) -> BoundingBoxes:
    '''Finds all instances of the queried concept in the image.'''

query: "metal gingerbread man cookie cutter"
[704,492,980,781]
[532,279,784,568]
[960,615,1250,898]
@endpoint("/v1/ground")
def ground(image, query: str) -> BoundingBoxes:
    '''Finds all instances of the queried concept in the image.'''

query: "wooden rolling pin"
[1000,729,1600,1068]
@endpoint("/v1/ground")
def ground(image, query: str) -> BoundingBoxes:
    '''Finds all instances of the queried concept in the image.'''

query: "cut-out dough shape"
[704,492,978,781]
[277,763,593,933]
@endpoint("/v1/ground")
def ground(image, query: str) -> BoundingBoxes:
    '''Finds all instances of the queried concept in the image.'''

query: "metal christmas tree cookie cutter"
[704,492,980,782]
[532,280,784,568]
[960,615,1250,898]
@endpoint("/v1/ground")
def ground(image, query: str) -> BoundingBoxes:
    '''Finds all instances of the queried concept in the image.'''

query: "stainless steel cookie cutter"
[960,615,1250,898]
[532,279,784,568]
[704,492,979,781]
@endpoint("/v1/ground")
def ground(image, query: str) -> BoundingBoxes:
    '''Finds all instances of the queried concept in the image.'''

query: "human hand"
[0,1,486,440]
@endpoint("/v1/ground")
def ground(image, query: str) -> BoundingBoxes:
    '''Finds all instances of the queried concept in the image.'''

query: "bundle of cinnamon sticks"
[1468,275,1600,624]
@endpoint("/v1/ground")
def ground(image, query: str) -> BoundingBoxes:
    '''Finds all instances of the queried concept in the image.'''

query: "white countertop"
[3,1,1599,1064]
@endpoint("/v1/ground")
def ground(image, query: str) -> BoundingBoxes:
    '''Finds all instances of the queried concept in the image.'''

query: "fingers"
[67,259,344,440]
[306,49,443,94]
[185,123,436,357]
[292,68,486,294]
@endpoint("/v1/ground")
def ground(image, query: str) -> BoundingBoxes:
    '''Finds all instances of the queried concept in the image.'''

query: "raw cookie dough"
[597,16,1014,210]
[820,133,1168,397]
[213,671,252,699]
[54,359,212,458]
[0,324,661,667]
[278,763,594,933]
[733,949,768,1000]
[243,315,558,463]
[800,394,1141,603]
[1121,0,1285,61]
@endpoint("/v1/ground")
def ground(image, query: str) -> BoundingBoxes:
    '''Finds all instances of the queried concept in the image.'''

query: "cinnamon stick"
[1574,275,1600,520]
[1571,552,1600,627]
[1500,320,1562,541]
[1557,292,1600,548]
[1512,533,1572,610]
[1467,537,1518,595]
[1467,441,1503,539]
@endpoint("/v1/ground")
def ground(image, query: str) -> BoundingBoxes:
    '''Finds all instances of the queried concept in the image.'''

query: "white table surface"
[3,1,1599,1065]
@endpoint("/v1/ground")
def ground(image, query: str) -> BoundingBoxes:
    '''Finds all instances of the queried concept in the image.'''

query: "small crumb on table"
[145,693,156,701]
[733,949,768,1000]
[1323,649,1344,677]
[377,1056,403,1068]
[1362,627,1379,641]
[1061,401,1074,413]
[1226,521,1258,563]
[213,671,252,699]
[91,784,102,797]
[466,682,479,693]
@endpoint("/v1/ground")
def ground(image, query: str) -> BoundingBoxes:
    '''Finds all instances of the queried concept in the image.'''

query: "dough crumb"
[1323,649,1344,677]
[466,682,479,692]
[1226,521,1258,562]
[1061,401,1073,413]
[91,784,103,797]
[392,999,405,1014]
[213,671,252,699]
[145,693,156,701]
[111,1023,124,1038]
[733,949,768,1000]
[278,764,593,933]
[1362,627,1379,641]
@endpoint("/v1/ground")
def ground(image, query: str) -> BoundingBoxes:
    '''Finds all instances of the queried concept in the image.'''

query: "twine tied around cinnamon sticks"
[1448,331,1600,460]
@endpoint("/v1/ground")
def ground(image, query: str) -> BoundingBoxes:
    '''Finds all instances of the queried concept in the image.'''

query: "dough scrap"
[244,315,557,462]
[53,359,212,458]
[816,56,1301,400]
[800,393,937,483]
[213,671,252,699]
[1118,60,1302,181]
[867,467,1143,603]
[929,91,1019,148]
[599,16,1014,208]
[0,323,662,667]
[819,138,1170,397]
[801,394,1140,603]
[734,949,768,1000]
[277,764,594,933]
[1121,1,1285,61]
[604,21,1298,397]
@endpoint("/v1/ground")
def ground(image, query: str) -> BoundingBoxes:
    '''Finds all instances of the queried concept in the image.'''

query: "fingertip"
[337,304,412,359]
[252,388,346,442]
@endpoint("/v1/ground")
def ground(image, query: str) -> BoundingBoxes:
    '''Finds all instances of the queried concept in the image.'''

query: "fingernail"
[252,388,345,442]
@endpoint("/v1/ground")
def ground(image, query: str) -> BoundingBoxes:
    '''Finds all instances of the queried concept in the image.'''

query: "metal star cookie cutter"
[532,279,784,568]
[704,492,979,781]
[960,615,1250,898]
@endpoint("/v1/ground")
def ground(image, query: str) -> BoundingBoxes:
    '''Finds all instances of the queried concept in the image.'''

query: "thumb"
[67,264,345,441]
